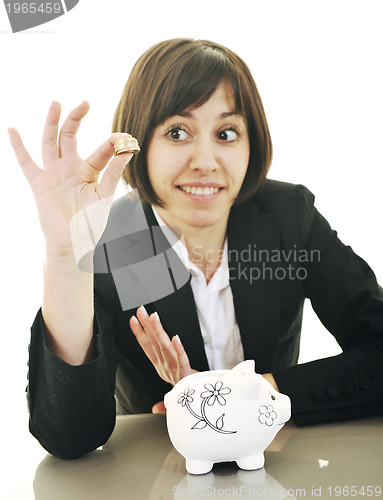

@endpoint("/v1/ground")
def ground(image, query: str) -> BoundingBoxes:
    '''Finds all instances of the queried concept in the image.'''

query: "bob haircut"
[113,38,272,206]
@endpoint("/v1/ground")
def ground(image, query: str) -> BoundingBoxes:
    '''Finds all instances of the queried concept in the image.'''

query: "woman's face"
[147,81,250,232]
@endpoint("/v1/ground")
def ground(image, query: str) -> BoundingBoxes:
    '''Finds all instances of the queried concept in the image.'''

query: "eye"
[218,127,239,142]
[271,394,276,401]
[166,126,188,141]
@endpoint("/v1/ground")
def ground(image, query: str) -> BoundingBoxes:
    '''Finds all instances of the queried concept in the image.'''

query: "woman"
[9,39,383,459]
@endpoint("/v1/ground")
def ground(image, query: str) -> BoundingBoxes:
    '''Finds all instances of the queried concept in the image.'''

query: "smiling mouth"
[177,185,222,196]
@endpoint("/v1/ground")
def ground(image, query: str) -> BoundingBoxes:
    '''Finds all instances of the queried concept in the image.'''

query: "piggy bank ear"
[232,360,262,399]
[232,359,256,375]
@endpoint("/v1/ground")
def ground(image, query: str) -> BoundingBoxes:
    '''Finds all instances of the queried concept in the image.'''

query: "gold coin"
[114,137,140,155]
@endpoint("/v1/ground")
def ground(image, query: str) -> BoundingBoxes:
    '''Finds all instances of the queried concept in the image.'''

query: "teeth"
[179,186,219,195]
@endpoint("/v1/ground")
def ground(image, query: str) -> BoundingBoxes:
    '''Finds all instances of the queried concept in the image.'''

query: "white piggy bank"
[164,360,291,475]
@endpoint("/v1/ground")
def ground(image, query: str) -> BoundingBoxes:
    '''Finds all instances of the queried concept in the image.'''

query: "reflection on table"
[34,414,383,499]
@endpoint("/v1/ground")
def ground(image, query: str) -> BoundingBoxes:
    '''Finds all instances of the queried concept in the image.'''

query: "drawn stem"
[186,400,204,421]
[200,398,237,435]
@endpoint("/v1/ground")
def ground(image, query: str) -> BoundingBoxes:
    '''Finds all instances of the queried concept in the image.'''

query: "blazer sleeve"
[27,298,117,459]
[273,185,383,425]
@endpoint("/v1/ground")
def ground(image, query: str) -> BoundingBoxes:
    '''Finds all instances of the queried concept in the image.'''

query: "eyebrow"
[178,110,244,119]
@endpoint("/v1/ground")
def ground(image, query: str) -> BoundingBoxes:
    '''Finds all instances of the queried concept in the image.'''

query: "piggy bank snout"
[275,393,291,424]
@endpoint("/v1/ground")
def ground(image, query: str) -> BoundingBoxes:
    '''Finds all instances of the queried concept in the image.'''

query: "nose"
[189,137,219,175]
[277,394,292,424]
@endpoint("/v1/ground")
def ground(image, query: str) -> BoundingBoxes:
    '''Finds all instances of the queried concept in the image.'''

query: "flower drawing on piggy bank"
[200,382,231,406]
[178,380,237,434]
[178,388,195,407]
[258,405,277,426]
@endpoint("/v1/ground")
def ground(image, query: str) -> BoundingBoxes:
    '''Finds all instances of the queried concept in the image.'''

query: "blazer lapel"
[228,201,281,374]
[142,202,210,372]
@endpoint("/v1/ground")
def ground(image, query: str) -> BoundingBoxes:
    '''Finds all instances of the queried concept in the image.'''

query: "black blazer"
[27,180,383,458]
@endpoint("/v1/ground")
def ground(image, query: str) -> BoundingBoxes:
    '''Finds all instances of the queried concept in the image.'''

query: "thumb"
[98,152,133,199]
[152,400,167,414]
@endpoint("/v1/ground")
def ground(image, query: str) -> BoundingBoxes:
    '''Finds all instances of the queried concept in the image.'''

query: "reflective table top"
[30,414,382,499]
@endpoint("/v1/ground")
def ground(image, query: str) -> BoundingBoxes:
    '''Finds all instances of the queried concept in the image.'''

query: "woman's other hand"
[8,101,133,258]
[130,306,196,387]
[262,373,279,392]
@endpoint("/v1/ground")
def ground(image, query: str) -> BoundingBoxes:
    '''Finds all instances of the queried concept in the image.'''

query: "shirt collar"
[151,206,229,291]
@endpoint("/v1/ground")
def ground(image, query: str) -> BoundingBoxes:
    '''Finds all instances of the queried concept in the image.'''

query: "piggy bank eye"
[271,394,276,401]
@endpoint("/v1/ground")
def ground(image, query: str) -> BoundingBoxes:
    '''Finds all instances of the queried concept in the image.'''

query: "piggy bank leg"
[186,459,214,475]
[237,453,265,471]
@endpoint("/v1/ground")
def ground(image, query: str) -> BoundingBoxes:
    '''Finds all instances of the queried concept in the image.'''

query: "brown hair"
[112,38,272,205]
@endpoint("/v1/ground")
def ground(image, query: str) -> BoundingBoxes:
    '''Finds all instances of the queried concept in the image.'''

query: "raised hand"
[8,101,133,257]
[8,101,135,365]
[130,306,196,387]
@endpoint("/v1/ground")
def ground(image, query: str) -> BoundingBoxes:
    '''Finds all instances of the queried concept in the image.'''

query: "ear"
[240,373,263,400]
[232,359,256,375]
[232,361,262,399]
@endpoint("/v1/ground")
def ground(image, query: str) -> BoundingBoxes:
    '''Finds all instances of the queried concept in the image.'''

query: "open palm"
[9,101,133,257]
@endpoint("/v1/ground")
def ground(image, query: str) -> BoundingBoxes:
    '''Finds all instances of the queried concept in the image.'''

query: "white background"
[0,1,382,498]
